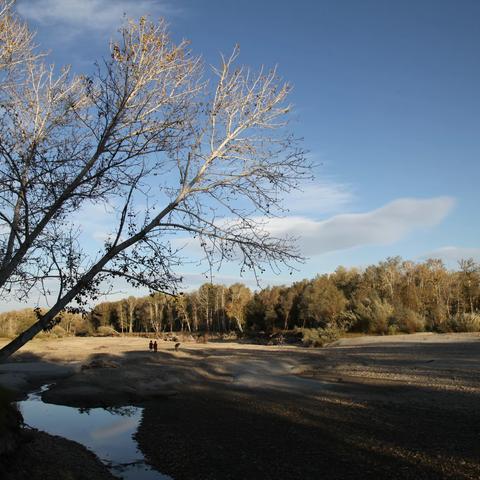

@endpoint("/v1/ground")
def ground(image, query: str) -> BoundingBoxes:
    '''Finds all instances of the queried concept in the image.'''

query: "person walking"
[149,340,153,351]
[153,341,158,352]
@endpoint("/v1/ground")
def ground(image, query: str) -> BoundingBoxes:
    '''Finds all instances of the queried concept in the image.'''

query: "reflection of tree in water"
[105,406,140,417]
[77,405,140,417]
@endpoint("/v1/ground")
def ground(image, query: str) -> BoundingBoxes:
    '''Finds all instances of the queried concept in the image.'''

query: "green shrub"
[50,325,67,338]
[354,298,394,334]
[394,307,426,333]
[296,324,344,347]
[387,324,399,335]
[37,324,68,339]
[96,325,119,336]
[445,313,480,333]
[426,303,449,331]
[74,321,94,336]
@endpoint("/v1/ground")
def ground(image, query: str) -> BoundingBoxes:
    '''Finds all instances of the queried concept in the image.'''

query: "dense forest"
[1,257,480,341]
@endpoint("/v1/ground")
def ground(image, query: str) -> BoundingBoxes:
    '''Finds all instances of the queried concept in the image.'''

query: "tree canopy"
[0,2,308,360]
[3,256,478,341]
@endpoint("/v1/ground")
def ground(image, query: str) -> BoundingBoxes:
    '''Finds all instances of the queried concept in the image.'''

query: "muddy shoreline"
[2,429,116,480]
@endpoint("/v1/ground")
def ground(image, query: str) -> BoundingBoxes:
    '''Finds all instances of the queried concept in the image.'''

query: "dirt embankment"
[0,333,479,479]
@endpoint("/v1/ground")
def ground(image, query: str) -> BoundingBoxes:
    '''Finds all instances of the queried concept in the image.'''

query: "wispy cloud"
[420,246,480,266]
[167,196,455,261]
[91,418,137,440]
[72,201,117,246]
[266,196,455,256]
[17,0,181,31]
[284,180,354,215]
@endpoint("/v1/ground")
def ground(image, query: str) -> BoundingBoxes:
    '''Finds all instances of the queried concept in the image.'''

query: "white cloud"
[420,246,480,266]
[284,180,354,215]
[17,0,180,31]
[167,196,455,262]
[91,418,138,440]
[266,196,455,256]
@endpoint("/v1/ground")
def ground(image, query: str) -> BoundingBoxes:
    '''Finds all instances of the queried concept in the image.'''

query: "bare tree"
[125,296,137,334]
[0,15,199,299]
[0,12,308,361]
[0,1,37,73]
[225,283,252,332]
[175,294,192,332]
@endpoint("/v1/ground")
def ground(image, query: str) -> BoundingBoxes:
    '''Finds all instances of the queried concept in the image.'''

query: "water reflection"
[18,387,172,480]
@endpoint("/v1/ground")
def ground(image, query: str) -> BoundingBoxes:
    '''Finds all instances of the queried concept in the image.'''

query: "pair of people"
[149,340,158,352]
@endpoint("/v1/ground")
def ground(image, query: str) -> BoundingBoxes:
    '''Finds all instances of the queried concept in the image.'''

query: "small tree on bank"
[0,2,308,360]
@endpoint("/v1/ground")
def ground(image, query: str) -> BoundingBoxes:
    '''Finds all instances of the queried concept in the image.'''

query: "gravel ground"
[136,386,480,480]
[135,333,480,480]
[1,333,479,479]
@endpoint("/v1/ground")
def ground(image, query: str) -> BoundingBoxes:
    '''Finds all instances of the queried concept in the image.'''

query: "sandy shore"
[1,332,479,479]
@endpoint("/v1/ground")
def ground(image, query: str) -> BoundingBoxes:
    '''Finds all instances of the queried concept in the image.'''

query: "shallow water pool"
[18,387,172,480]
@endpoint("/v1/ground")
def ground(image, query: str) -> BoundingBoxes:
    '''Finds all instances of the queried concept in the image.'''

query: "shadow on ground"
[136,382,480,480]
[2,337,480,479]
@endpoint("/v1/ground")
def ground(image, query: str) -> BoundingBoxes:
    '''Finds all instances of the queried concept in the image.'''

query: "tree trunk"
[235,316,243,333]
[0,200,181,362]
[119,308,124,335]
[184,314,191,332]
[128,302,135,333]
[0,317,47,362]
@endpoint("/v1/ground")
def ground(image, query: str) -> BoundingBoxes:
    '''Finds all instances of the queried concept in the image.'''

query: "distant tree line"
[89,282,252,335]
[1,257,480,339]
[0,308,86,339]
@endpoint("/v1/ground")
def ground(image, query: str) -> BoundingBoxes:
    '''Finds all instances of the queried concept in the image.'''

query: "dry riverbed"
[1,333,479,479]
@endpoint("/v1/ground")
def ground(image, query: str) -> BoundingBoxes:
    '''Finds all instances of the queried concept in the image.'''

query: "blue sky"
[8,0,480,302]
